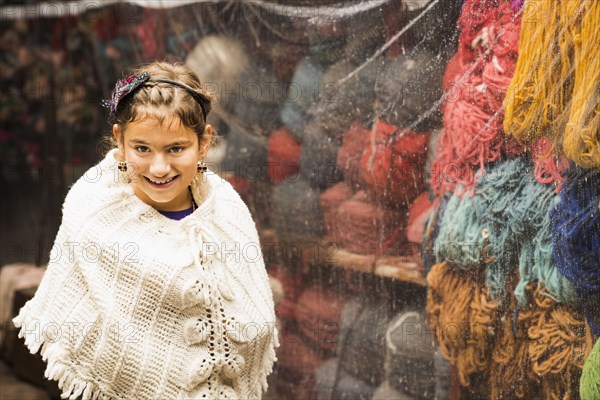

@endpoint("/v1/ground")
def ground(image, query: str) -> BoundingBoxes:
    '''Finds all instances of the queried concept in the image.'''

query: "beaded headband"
[102,72,210,122]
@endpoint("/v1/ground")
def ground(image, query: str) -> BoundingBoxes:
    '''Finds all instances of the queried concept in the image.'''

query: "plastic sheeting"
[1,0,461,398]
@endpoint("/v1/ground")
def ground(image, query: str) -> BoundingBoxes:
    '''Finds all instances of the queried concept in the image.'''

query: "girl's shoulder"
[62,149,126,217]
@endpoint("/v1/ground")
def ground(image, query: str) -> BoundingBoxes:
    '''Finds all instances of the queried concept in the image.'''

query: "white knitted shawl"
[13,149,278,400]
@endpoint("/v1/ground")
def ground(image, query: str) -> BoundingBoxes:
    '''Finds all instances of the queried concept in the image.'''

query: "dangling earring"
[197,161,207,173]
[118,160,127,172]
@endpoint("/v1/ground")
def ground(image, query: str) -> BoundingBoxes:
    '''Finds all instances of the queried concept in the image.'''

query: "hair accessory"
[118,160,127,172]
[103,72,209,121]
[197,161,208,173]
[103,72,151,116]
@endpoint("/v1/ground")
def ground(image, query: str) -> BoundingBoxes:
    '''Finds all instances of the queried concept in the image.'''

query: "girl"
[13,61,278,400]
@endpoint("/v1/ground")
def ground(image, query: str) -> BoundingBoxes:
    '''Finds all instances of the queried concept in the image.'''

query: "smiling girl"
[14,61,278,400]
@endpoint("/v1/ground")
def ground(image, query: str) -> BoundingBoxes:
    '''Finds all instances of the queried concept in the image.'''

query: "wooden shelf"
[258,229,427,287]
[320,242,428,287]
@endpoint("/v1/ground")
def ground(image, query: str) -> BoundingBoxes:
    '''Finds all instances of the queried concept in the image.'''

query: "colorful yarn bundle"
[489,293,542,399]
[337,121,370,190]
[310,59,377,141]
[433,190,485,272]
[426,262,498,387]
[360,120,429,208]
[385,309,435,398]
[319,182,353,243]
[433,157,577,306]
[271,177,324,245]
[551,165,600,335]
[280,57,325,141]
[456,0,505,63]
[299,125,343,190]
[428,266,591,399]
[405,192,433,244]
[336,296,393,386]
[295,285,345,355]
[430,0,524,196]
[374,49,445,132]
[222,130,268,178]
[315,358,376,400]
[489,280,591,400]
[524,284,592,400]
[433,158,527,277]
[581,338,600,400]
[503,0,600,168]
[267,128,301,184]
[232,64,282,136]
[335,191,406,255]
[531,136,569,188]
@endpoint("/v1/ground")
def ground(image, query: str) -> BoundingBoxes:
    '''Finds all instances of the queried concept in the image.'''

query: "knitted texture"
[13,149,278,400]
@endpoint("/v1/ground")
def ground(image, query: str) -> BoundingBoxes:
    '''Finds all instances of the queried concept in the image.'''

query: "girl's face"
[113,117,211,212]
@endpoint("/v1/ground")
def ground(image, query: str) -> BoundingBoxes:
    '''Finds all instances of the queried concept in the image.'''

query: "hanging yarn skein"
[430,0,524,196]
[580,338,600,400]
[434,157,577,306]
[525,284,593,400]
[490,281,591,400]
[426,262,498,388]
[531,136,570,188]
[551,165,600,335]
[503,0,600,168]
[489,290,542,399]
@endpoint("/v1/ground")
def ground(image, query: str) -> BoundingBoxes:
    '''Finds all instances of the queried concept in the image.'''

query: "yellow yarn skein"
[563,1,600,168]
[503,0,599,168]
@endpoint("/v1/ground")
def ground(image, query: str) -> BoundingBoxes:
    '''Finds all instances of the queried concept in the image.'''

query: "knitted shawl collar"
[14,149,278,400]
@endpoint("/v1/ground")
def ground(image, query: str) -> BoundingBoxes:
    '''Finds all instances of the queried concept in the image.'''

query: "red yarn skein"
[336,191,406,255]
[320,182,354,243]
[267,127,301,183]
[337,121,370,189]
[360,120,429,208]
[430,0,524,196]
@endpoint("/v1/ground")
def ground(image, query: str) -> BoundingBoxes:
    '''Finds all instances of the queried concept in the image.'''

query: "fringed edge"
[253,324,279,399]
[12,308,114,400]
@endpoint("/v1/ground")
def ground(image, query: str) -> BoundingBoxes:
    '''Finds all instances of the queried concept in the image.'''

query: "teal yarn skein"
[434,157,577,306]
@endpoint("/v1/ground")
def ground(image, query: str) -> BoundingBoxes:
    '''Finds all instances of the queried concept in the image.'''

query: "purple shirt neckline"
[158,206,194,220]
